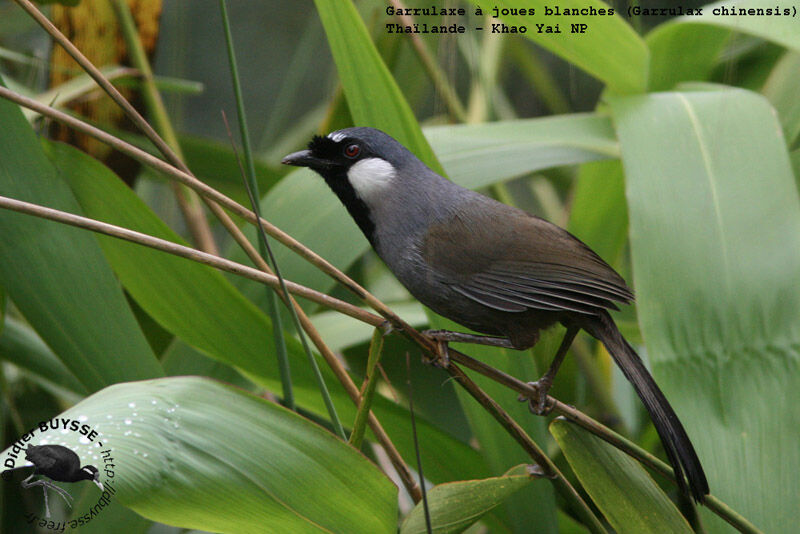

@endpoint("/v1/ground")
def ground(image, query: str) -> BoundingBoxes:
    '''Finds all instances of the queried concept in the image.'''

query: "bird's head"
[282,127,414,206]
[81,465,104,491]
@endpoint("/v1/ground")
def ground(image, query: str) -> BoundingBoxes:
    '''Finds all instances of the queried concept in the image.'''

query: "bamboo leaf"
[611,89,799,533]
[550,419,693,534]
[313,0,443,173]
[400,464,537,534]
[0,81,163,392]
[474,0,648,93]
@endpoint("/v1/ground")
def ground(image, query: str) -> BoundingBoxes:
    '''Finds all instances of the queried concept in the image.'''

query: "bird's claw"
[379,320,395,336]
[423,339,450,368]
[517,380,553,415]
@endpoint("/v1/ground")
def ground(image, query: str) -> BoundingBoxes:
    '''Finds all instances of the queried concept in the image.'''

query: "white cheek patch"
[347,158,396,202]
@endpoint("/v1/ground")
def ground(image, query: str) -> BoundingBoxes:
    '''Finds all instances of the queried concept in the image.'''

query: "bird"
[21,444,104,517]
[282,126,710,502]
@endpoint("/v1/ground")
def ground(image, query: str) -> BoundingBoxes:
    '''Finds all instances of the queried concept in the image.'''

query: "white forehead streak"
[328,131,348,142]
[347,158,396,201]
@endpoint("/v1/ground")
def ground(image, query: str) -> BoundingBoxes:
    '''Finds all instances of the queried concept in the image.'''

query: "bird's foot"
[422,338,450,368]
[517,379,554,415]
[379,320,395,336]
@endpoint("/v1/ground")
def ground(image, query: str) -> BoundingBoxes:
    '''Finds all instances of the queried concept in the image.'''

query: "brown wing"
[422,199,633,315]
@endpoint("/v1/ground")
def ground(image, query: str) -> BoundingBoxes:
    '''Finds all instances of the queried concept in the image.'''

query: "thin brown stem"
[0,194,377,327]
[444,363,606,534]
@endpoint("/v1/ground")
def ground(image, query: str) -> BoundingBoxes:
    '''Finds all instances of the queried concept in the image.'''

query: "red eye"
[344,144,360,158]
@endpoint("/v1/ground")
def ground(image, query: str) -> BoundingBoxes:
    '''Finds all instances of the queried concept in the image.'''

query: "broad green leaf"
[550,419,693,534]
[0,317,88,395]
[313,0,443,173]
[568,158,628,265]
[611,89,799,533]
[400,464,537,534]
[474,0,648,93]
[0,81,163,392]
[425,114,618,189]
[0,377,397,533]
[677,0,800,53]
[762,51,800,147]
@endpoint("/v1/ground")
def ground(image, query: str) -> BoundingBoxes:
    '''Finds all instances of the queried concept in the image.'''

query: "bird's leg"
[519,325,579,415]
[423,330,516,349]
[422,330,517,368]
[21,476,73,518]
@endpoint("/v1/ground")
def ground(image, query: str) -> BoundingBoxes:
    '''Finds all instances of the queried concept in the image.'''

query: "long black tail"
[583,311,709,502]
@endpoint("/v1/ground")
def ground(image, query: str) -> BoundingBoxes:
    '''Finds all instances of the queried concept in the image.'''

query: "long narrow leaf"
[611,89,799,533]
[400,464,537,534]
[0,81,163,391]
[313,0,443,173]
[474,0,648,93]
[550,419,693,534]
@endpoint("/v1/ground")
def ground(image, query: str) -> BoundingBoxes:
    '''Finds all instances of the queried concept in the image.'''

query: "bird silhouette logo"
[20,444,104,518]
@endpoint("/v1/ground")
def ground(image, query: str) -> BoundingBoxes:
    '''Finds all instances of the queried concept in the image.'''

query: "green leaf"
[0,317,88,395]
[313,0,443,173]
[568,158,628,265]
[474,0,648,93]
[762,51,800,147]
[677,0,800,54]
[0,80,163,392]
[550,419,693,534]
[646,23,731,91]
[425,114,618,189]
[611,89,799,533]
[0,376,398,533]
[45,140,290,388]
[400,464,537,534]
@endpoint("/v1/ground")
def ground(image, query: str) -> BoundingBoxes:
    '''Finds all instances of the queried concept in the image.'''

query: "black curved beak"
[93,473,104,491]
[282,150,322,168]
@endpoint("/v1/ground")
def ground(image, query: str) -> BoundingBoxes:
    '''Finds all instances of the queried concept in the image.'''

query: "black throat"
[320,169,377,247]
